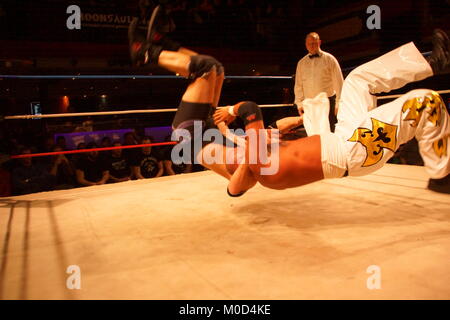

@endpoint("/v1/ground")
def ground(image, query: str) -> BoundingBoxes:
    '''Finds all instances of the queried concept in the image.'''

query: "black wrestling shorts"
[171,101,236,164]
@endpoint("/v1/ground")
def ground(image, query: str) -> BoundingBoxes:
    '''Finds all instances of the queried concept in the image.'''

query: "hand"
[296,104,304,115]
[213,107,236,125]
[56,155,68,165]
[216,121,228,136]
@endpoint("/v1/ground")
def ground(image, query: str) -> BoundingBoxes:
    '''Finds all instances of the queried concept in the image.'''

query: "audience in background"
[75,142,110,187]
[42,136,56,153]
[100,136,113,158]
[131,136,164,180]
[49,145,76,190]
[0,155,11,197]
[56,136,67,150]
[122,131,139,161]
[107,141,132,183]
[101,136,112,148]
[11,147,56,195]
[161,135,193,175]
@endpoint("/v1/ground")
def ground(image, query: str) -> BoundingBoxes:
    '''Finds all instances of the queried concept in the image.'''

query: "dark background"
[0,0,449,132]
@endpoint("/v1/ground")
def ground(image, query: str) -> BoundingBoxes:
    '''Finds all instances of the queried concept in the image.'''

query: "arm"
[294,60,305,111]
[109,173,130,183]
[330,56,344,115]
[183,164,193,174]
[49,159,60,176]
[214,101,266,163]
[216,121,246,147]
[273,116,303,134]
[76,169,96,186]
[155,161,164,178]
[61,155,74,176]
[133,166,145,180]
[96,170,110,185]
[163,160,176,176]
[11,168,32,192]
[227,133,259,196]
[227,161,258,196]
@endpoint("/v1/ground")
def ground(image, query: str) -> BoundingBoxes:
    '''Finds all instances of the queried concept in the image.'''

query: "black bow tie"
[309,53,320,59]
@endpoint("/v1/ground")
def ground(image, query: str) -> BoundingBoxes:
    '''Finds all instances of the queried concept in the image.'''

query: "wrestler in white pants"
[331,42,450,179]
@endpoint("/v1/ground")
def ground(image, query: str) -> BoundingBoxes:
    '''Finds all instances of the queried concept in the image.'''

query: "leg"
[129,3,198,65]
[178,47,198,56]
[335,42,433,139]
[345,89,450,183]
[212,71,225,108]
[157,50,192,77]
[168,55,233,179]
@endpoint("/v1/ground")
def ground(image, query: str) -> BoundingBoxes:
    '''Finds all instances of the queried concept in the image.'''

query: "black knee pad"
[237,101,263,126]
[189,55,224,80]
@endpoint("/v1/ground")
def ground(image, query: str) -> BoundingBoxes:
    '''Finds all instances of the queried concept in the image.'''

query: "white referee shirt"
[294,50,344,108]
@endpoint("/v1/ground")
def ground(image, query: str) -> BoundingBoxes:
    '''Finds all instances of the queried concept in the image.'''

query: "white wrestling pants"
[334,42,450,179]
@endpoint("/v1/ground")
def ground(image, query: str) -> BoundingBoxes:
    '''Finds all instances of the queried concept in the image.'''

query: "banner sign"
[55,127,172,150]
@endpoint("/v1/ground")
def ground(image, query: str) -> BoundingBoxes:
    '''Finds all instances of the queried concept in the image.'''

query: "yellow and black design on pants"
[348,118,398,167]
[433,136,448,158]
[402,91,444,127]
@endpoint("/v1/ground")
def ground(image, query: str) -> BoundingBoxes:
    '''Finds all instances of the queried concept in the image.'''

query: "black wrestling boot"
[128,5,164,66]
[427,29,450,75]
[427,173,450,194]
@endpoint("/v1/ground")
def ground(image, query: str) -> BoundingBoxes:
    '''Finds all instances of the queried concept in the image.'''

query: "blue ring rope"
[0,51,432,80]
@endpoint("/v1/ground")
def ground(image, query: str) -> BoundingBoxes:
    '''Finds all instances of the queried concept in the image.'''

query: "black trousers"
[328,95,337,132]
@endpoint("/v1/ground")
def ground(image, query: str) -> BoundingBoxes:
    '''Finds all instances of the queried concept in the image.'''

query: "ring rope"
[4,87,449,121]
[4,104,294,120]
[10,142,178,159]
[0,75,293,80]
[0,50,433,81]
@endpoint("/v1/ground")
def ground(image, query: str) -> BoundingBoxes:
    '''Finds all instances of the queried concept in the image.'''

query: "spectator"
[107,141,132,183]
[0,127,12,196]
[71,141,87,168]
[294,32,344,132]
[56,136,67,150]
[42,136,56,153]
[77,141,87,150]
[131,136,164,179]
[49,146,76,190]
[161,135,193,175]
[100,136,113,158]
[11,147,56,195]
[75,142,110,187]
[0,154,11,197]
[122,131,138,161]
[101,136,112,147]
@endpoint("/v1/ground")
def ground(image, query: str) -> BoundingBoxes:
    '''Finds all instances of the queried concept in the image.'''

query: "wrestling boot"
[128,4,180,66]
[128,5,164,66]
[428,173,450,194]
[427,29,450,75]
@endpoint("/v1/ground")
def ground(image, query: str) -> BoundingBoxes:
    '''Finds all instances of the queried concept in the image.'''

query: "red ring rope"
[10,142,178,159]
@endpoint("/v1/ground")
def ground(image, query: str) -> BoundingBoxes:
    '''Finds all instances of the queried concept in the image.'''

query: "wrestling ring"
[0,74,449,300]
